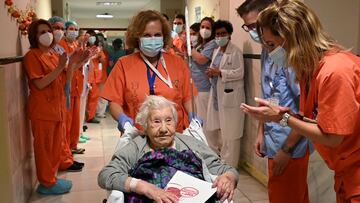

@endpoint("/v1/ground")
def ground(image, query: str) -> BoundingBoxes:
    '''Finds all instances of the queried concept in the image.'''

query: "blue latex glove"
[117,113,134,132]
[64,82,71,109]
[188,112,203,126]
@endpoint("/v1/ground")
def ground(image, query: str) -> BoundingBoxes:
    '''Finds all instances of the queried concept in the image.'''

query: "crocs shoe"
[71,148,85,154]
[87,118,100,123]
[78,137,87,143]
[66,162,83,172]
[36,179,72,195]
[80,133,91,140]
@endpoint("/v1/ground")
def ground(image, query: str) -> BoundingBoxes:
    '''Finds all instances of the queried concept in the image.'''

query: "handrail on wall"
[0,56,23,65]
[0,53,262,67]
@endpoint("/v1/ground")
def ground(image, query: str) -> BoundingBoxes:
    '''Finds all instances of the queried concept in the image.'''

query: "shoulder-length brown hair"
[28,19,56,49]
[126,10,171,49]
[257,0,341,83]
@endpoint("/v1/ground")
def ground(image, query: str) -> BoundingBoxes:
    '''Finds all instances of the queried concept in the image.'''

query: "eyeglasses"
[215,31,228,37]
[241,23,257,32]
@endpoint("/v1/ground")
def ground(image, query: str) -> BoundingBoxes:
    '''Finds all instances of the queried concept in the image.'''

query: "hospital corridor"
[1,0,360,203]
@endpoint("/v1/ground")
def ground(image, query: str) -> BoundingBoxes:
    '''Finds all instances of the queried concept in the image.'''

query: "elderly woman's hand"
[137,180,179,203]
[212,172,237,202]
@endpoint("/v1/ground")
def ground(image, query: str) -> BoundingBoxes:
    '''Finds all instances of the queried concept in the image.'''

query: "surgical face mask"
[139,37,164,57]
[66,30,79,40]
[190,35,198,46]
[88,36,96,45]
[53,30,64,43]
[249,30,261,43]
[200,28,211,39]
[269,42,287,67]
[39,32,53,47]
[173,24,183,34]
[215,36,229,47]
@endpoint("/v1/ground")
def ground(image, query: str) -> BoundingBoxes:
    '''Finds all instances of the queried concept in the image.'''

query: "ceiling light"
[96,13,114,18]
[96,2,121,6]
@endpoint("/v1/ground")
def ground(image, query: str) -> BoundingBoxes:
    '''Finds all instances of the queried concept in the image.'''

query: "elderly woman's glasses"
[241,23,257,32]
[150,118,175,128]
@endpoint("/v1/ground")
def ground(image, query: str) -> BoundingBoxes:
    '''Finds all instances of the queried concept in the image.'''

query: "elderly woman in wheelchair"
[98,95,239,203]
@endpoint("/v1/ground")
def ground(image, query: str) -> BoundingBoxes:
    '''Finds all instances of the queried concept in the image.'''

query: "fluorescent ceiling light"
[96,2,121,6]
[96,13,114,18]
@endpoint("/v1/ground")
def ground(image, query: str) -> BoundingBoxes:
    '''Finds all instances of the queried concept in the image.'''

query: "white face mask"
[66,30,79,40]
[39,32,53,47]
[53,30,64,43]
[200,28,211,39]
[190,35,198,46]
[88,36,96,45]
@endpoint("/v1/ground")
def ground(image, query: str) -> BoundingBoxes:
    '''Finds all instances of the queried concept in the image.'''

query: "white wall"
[35,0,52,20]
[74,18,130,29]
[186,0,220,24]
[305,0,360,54]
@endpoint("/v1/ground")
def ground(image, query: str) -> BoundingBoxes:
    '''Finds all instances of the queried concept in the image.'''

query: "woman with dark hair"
[101,10,197,134]
[23,19,88,195]
[241,0,360,202]
[205,20,245,169]
[190,17,218,148]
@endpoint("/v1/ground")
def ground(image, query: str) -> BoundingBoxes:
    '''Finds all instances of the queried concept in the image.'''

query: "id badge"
[98,63,103,70]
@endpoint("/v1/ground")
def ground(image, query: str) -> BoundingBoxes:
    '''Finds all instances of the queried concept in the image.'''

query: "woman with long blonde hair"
[241,1,360,202]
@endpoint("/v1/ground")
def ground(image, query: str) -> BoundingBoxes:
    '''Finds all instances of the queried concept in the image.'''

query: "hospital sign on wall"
[4,0,37,35]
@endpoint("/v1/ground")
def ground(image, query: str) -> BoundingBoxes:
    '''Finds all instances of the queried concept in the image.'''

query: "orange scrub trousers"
[59,39,84,150]
[101,52,195,132]
[300,52,360,203]
[24,49,67,187]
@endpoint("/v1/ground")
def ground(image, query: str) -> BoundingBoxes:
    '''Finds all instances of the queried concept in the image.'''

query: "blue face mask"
[215,36,229,47]
[139,37,164,57]
[249,30,261,43]
[173,24,183,34]
[269,42,287,67]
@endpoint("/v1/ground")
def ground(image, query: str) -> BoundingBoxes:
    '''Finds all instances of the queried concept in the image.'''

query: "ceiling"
[66,0,161,19]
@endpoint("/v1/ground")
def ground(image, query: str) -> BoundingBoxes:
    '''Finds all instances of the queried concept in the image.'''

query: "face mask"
[39,32,53,47]
[249,30,261,43]
[53,30,64,43]
[88,36,96,45]
[269,42,287,67]
[200,28,211,39]
[215,36,229,47]
[173,24,183,34]
[66,30,79,40]
[139,37,164,57]
[190,35,198,46]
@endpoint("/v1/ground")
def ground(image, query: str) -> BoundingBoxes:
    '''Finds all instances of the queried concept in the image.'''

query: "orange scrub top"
[101,52,195,132]
[88,51,105,84]
[173,35,187,55]
[58,39,84,97]
[23,48,66,121]
[300,52,360,198]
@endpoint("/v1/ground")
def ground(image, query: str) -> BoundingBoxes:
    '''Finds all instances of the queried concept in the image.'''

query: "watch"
[279,112,291,127]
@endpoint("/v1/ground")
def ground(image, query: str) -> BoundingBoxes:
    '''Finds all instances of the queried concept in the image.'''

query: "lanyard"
[140,53,173,88]
[146,61,159,95]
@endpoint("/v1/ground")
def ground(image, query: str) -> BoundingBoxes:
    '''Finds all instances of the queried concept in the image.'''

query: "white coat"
[206,41,245,141]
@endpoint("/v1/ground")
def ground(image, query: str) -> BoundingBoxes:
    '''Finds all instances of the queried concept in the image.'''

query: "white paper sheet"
[165,171,217,203]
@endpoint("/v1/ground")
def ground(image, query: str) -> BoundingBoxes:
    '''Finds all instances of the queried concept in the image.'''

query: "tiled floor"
[28,115,269,203]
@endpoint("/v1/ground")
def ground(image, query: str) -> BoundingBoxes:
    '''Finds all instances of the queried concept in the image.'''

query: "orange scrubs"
[23,49,67,187]
[268,151,310,203]
[86,51,105,121]
[59,39,83,149]
[101,52,195,132]
[300,52,360,202]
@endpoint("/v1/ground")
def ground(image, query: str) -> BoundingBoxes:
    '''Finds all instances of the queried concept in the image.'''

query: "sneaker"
[83,125,88,132]
[80,133,91,140]
[73,161,85,167]
[36,179,72,195]
[87,118,100,123]
[78,137,87,143]
[71,148,85,154]
[66,162,83,172]
[96,114,106,118]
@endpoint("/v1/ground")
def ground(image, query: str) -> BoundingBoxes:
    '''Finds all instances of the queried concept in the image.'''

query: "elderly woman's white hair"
[136,95,178,130]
